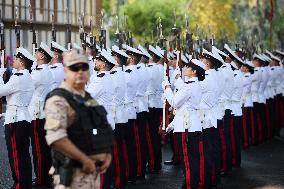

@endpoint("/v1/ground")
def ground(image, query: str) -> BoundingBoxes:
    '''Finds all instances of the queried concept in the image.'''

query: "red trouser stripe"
[230,117,237,165]
[199,140,205,188]
[122,141,129,179]
[146,124,155,171]
[100,174,104,189]
[113,141,121,188]
[242,108,248,148]
[181,133,191,189]
[33,119,42,184]
[250,109,255,145]
[218,126,227,172]
[10,124,20,189]
[133,122,142,176]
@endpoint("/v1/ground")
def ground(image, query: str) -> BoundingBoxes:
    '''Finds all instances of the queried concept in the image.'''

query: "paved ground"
[0,115,284,189]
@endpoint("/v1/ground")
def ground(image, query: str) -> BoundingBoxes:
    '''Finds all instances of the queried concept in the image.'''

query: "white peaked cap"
[224,44,244,64]
[97,49,117,65]
[112,45,129,58]
[38,42,54,59]
[137,45,151,59]
[16,47,36,62]
[212,46,228,58]
[148,45,163,58]
[191,58,205,70]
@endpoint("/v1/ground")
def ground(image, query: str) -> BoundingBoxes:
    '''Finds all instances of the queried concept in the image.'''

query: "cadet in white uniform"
[146,45,163,173]
[163,59,204,189]
[111,45,129,189]
[123,45,143,184]
[240,61,254,148]
[49,41,66,90]
[0,47,35,189]
[29,42,54,187]
[199,49,220,188]
[136,45,151,178]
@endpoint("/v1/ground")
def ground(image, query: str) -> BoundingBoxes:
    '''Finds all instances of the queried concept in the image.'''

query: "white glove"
[173,68,181,79]
[0,67,6,77]
[166,123,174,133]
[162,80,171,90]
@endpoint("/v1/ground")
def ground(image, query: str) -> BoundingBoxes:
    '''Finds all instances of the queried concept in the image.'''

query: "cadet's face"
[184,66,195,77]
[95,59,106,71]
[64,63,90,86]
[13,57,22,69]
[200,58,210,70]
[252,59,261,67]
[51,52,59,63]
[241,65,249,73]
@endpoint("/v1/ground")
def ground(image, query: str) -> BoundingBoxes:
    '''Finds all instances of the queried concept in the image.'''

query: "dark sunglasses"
[68,63,89,72]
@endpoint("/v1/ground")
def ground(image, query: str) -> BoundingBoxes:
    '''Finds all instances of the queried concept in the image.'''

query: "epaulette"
[245,75,249,77]
[36,67,43,70]
[50,66,57,69]
[185,81,195,84]
[148,65,153,67]
[137,66,141,69]
[14,73,23,76]
[125,69,132,73]
[110,71,117,74]
[97,73,105,77]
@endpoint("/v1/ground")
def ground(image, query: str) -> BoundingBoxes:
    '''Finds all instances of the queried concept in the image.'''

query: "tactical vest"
[45,88,113,155]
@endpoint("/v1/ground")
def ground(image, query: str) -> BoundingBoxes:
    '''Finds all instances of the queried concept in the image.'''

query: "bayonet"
[51,14,56,42]
[0,9,5,68]
[15,6,21,49]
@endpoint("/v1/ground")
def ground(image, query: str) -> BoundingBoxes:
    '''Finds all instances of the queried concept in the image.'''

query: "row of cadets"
[145,45,164,174]
[0,47,35,189]
[29,42,55,187]
[162,58,205,189]
[110,45,129,189]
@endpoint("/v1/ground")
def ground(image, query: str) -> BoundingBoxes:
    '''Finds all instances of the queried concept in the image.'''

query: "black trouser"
[5,121,32,189]
[202,128,213,188]
[30,118,52,186]
[101,149,114,189]
[169,131,180,163]
[223,109,233,172]
[146,108,162,171]
[124,119,138,182]
[275,94,282,136]
[232,116,242,166]
[112,123,127,188]
[136,111,148,177]
[211,126,221,185]
[253,102,265,144]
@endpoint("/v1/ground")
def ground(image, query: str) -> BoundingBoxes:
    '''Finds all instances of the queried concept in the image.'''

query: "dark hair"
[186,63,205,81]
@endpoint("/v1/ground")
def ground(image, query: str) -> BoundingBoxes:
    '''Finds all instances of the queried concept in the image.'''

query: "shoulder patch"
[14,73,23,76]
[125,69,132,73]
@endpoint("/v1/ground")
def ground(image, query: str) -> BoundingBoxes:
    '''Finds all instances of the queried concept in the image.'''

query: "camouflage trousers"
[53,168,100,189]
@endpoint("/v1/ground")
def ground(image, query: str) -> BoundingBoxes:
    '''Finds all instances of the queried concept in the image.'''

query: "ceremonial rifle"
[171,9,182,72]
[185,14,193,55]
[0,10,5,114]
[66,7,72,50]
[15,6,21,49]
[99,10,106,50]
[115,15,123,49]
[158,17,169,133]
[78,13,87,52]
[207,23,213,51]
[29,4,37,55]
[0,10,5,68]
[51,14,56,42]
[89,16,96,58]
